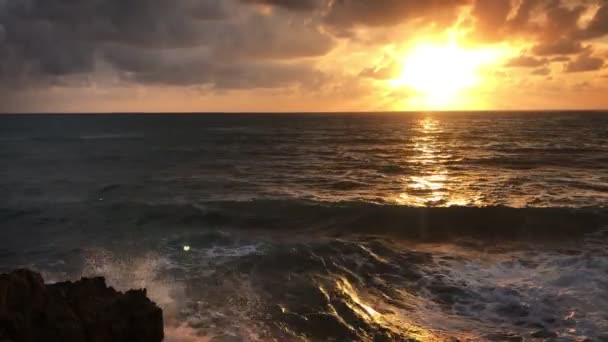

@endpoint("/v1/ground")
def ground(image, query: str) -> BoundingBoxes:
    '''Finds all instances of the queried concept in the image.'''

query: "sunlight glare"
[391,41,504,109]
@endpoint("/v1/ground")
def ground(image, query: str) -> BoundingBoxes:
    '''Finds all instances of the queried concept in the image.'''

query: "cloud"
[0,0,225,84]
[323,0,468,28]
[2,0,608,112]
[542,0,586,39]
[468,0,513,42]
[209,14,334,60]
[465,0,578,44]
[505,55,548,68]
[3,0,227,48]
[572,81,591,91]
[578,3,608,40]
[245,0,469,31]
[122,56,328,89]
[532,39,587,56]
[241,0,321,11]
[550,56,571,62]
[531,67,551,76]
[0,0,334,91]
[359,57,400,80]
[564,52,605,73]
[468,0,603,61]
[359,64,398,80]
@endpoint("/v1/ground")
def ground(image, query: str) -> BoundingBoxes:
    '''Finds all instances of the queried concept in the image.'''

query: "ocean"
[0,112,607,341]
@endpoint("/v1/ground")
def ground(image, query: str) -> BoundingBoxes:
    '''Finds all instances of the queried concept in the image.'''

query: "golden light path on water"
[331,277,438,341]
[395,116,470,207]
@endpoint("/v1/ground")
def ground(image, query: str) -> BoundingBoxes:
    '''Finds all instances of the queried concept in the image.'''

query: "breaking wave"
[4,200,606,341]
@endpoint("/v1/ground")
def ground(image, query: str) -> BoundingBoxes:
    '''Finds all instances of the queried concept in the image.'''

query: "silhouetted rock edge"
[0,269,164,342]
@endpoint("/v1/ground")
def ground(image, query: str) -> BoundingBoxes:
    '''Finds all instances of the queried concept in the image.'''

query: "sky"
[1,0,607,112]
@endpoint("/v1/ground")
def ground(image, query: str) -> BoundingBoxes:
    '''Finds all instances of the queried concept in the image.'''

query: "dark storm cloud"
[0,0,222,85]
[0,22,5,41]
[102,43,327,88]
[132,60,327,89]
[251,0,469,28]
[208,14,334,60]
[0,0,333,90]
[241,0,321,11]
[323,0,468,28]
[2,0,226,49]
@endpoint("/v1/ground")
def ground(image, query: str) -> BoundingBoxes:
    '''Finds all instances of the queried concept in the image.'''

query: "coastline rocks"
[530,329,558,339]
[0,269,163,342]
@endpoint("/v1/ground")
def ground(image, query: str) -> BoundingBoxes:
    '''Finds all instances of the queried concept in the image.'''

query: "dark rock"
[530,329,557,338]
[211,335,243,342]
[484,332,524,342]
[0,269,163,342]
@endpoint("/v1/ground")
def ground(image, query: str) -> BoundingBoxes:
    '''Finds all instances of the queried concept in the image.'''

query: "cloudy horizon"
[1,0,607,112]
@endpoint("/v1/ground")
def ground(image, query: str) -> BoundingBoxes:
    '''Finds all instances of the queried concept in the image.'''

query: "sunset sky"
[1,0,607,112]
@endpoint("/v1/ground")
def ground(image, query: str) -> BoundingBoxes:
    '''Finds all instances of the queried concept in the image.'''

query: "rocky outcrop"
[0,269,163,342]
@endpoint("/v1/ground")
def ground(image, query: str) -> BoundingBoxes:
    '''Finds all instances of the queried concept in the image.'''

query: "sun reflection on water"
[333,277,437,341]
[396,116,469,207]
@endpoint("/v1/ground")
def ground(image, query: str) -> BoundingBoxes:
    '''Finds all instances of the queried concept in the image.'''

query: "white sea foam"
[409,237,608,339]
[65,241,270,341]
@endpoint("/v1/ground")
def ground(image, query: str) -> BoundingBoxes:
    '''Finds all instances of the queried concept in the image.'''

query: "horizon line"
[1,109,608,115]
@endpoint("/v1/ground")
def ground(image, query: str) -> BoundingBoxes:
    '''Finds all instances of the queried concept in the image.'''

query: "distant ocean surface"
[1,112,607,341]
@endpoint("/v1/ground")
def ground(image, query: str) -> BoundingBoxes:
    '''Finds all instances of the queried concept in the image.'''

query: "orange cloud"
[2,0,608,112]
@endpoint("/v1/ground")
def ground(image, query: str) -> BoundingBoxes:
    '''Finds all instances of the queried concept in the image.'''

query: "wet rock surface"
[0,269,163,342]
[530,329,558,339]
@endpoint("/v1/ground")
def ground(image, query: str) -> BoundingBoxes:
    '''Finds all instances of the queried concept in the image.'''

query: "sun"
[390,40,504,109]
